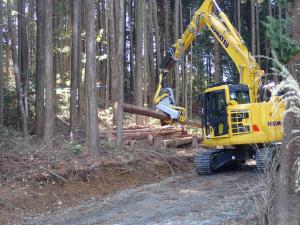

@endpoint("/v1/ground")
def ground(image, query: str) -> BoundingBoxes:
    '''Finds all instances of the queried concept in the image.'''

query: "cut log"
[122,103,202,128]
[123,129,183,141]
[163,136,198,148]
[111,126,180,135]
[112,125,148,130]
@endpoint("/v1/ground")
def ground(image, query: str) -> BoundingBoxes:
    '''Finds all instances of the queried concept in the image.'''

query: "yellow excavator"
[154,0,285,174]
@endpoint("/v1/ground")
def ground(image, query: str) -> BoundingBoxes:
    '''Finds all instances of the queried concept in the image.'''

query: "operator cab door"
[202,90,228,138]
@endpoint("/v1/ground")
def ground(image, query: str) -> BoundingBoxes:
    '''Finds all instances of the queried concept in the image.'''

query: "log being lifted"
[122,103,202,128]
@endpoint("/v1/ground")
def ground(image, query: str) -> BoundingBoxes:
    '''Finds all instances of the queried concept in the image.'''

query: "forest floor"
[0,125,260,225]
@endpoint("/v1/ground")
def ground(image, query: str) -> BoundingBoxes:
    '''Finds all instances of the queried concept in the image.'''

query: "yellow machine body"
[202,85,284,147]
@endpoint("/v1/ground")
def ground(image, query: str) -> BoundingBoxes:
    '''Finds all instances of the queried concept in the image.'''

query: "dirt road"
[21,166,259,225]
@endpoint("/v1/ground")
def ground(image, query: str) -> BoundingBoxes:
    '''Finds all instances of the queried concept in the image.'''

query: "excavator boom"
[154,0,264,124]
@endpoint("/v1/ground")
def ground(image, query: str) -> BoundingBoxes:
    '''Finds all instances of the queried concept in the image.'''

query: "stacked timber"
[107,103,203,148]
[105,125,201,148]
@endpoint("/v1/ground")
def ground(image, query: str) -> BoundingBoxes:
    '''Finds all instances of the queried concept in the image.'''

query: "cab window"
[230,89,250,104]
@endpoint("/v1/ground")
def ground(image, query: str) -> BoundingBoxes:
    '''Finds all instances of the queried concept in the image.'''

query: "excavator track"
[194,149,217,175]
[195,148,251,175]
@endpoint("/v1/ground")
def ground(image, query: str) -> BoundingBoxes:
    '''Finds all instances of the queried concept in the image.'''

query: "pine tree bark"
[70,0,81,140]
[116,0,125,151]
[7,0,28,137]
[0,0,3,127]
[134,0,145,125]
[43,0,54,148]
[85,0,99,157]
[35,0,45,136]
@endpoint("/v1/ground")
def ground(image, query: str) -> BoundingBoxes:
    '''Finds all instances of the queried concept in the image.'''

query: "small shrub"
[71,144,82,155]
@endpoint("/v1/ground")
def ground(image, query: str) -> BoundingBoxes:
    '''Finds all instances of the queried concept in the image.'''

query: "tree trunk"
[163,0,171,85]
[18,0,29,119]
[152,0,161,71]
[116,0,125,151]
[251,0,256,55]
[144,5,149,110]
[174,0,180,104]
[7,0,28,137]
[85,0,99,157]
[147,2,155,109]
[134,0,145,125]
[256,4,261,65]
[127,0,134,99]
[213,8,221,82]
[163,0,170,55]
[107,0,118,125]
[288,0,300,82]
[274,109,300,225]
[0,0,3,127]
[78,2,85,128]
[105,6,110,109]
[265,0,273,73]
[35,0,45,136]
[70,0,81,140]
[43,0,54,148]
[268,0,272,18]
[237,0,241,33]
[214,40,221,82]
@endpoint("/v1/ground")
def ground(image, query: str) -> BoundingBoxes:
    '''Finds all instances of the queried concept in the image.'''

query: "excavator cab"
[201,83,250,139]
[202,89,228,137]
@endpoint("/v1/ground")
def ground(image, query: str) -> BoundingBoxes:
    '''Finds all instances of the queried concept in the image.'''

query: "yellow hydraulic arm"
[154,0,264,108]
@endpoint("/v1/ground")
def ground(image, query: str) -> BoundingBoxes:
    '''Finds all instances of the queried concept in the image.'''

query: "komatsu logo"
[268,121,282,127]
[211,25,229,48]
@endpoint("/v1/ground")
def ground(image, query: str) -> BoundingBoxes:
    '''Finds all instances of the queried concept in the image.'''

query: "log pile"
[106,125,202,148]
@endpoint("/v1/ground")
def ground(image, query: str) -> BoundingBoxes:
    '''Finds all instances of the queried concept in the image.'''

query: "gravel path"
[22,167,259,225]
